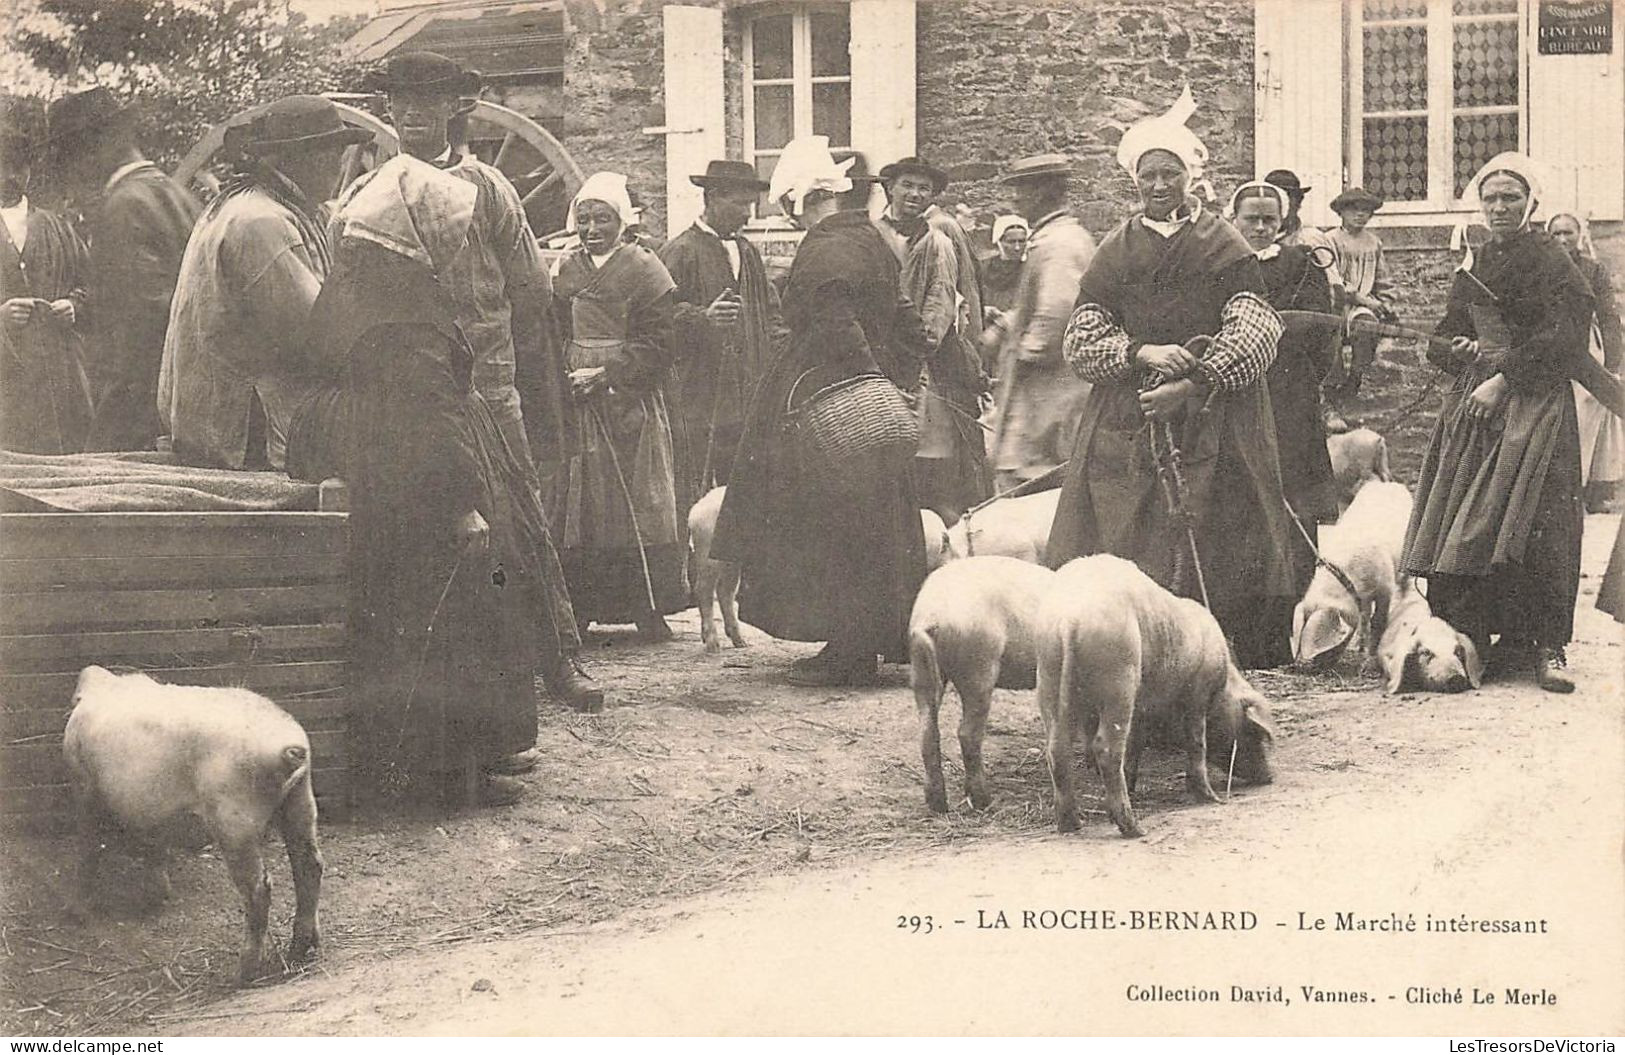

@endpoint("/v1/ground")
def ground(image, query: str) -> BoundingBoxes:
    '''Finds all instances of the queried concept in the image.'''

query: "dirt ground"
[2,516,1621,1037]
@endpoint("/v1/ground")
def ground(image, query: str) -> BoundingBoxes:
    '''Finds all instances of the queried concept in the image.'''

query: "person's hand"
[47,298,75,325]
[1139,377,1195,423]
[1,298,37,329]
[455,508,489,552]
[1451,336,1480,363]
[569,366,608,398]
[1464,373,1509,425]
[704,289,741,325]
[1135,342,1198,379]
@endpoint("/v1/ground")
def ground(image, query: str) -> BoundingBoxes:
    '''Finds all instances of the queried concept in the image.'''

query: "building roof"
[345,0,565,80]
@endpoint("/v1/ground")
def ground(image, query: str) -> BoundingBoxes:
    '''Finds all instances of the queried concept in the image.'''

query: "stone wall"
[915,0,1257,237]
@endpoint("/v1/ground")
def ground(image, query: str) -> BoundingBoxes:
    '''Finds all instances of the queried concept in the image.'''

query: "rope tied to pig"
[1139,336,1215,611]
[1280,497,1364,613]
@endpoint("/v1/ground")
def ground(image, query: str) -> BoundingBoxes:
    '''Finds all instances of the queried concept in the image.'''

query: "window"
[1352,0,1523,208]
[744,5,853,215]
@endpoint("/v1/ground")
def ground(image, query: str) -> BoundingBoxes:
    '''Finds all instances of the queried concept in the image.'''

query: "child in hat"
[1325,186,1393,424]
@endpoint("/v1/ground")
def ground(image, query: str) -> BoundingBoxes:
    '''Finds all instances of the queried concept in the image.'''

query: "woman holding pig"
[551,172,687,641]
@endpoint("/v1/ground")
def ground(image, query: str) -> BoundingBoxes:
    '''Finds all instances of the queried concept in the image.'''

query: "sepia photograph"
[0,0,1620,1039]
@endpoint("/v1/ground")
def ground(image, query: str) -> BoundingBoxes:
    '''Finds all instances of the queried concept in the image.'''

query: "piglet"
[63,666,323,983]
[1326,427,1394,513]
[946,488,1060,563]
[1036,555,1277,838]
[1291,479,1413,669]
[1378,580,1483,694]
[908,556,1054,813]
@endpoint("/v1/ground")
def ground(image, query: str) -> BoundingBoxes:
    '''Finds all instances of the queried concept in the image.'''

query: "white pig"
[907,556,1054,813]
[1378,580,1483,694]
[689,486,950,653]
[1036,556,1277,838]
[946,488,1060,563]
[63,666,323,983]
[1327,427,1394,513]
[1291,479,1413,669]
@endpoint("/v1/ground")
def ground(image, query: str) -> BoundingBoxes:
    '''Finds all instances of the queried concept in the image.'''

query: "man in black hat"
[355,50,603,715]
[878,156,991,522]
[47,87,199,451]
[160,95,371,471]
[658,159,785,519]
[987,153,1095,490]
[1,98,93,453]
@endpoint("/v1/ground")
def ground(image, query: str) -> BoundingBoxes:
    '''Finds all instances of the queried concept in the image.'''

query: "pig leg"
[695,557,722,653]
[277,777,323,967]
[910,631,949,813]
[1184,690,1221,803]
[222,836,272,983]
[718,562,747,649]
[1091,682,1143,838]
[1037,648,1080,834]
[957,664,998,811]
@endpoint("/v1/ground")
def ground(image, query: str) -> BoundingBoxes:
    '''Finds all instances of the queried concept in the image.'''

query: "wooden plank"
[3,697,350,741]
[0,553,344,590]
[2,730,349,788]
[0,768,353,827]
[1,585,346,633]
[0,512,347,561]
[0,623,346,669]
[0,661,347,711]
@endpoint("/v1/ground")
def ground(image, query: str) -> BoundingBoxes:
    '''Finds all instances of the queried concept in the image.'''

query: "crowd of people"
[3,56,1623,811]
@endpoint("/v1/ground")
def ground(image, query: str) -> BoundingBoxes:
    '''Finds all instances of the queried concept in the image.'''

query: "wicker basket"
[783,369,918,480]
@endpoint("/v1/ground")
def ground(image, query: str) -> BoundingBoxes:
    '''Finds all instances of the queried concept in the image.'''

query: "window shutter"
[1254,0,1346,228]
[660,4,726,237]
[849,0,916,184]
[1528,2,1623,220]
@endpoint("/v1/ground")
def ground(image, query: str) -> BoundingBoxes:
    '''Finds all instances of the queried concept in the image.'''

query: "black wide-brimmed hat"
[369,51,483,103]
[1330,186,1384,212]
[45,87,130,160]
[690,159,769,191]
[999,153,1071,184]
[225,95,375,158]
[878,156,949,193]
[1264,168,1309,197]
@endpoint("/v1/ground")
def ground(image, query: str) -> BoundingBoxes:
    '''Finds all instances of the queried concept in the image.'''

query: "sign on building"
[1538,0,1614,55]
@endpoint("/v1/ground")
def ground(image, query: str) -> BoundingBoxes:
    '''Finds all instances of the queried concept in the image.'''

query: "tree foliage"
[3,0,377,178]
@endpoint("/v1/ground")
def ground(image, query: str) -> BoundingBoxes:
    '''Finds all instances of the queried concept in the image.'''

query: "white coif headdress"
[1116,86,1211,197]
[1452,151,1549,268]
[767,135,855,215]
[567,171,637,234]
[991,214,1029,244]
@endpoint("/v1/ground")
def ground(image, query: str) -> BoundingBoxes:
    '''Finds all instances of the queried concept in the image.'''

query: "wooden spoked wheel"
[174,97,584,238]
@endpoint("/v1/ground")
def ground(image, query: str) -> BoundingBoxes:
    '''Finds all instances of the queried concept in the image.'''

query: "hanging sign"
[1538,0,1613,55]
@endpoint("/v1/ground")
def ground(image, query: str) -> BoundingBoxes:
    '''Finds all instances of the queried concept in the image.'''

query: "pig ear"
[1242,698,1278,742]
[1455,632,1484,688]
[1384,634,1418,695]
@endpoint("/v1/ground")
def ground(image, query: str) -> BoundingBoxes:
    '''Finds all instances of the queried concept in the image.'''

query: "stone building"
[348,0,1625,476]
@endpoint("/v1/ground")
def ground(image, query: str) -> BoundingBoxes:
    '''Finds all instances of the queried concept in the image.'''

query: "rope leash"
[1280,498,1363,612]
[381,544,471,794]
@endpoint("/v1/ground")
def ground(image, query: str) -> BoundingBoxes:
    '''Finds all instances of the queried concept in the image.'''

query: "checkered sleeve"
[1063,302,1136,382]
[1193,291,1283,391]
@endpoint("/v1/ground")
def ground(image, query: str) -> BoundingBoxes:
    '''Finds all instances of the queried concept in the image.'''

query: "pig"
[945,488,1061,563]
[1291,480,1414,670]
[1327,427,1394,513]
[689,486,950,653]
[907,556,1054,813]
[1378,580,1483,695]
[1035,555,1277,838]
[63,666,323,983]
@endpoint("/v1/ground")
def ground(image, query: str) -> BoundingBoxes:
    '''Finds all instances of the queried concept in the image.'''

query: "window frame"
[742,2,854,221]
[1347,0,1529,217]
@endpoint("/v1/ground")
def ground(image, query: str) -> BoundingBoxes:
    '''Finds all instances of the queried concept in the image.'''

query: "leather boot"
[547,654,608,712]
[1533,647,1575,694]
